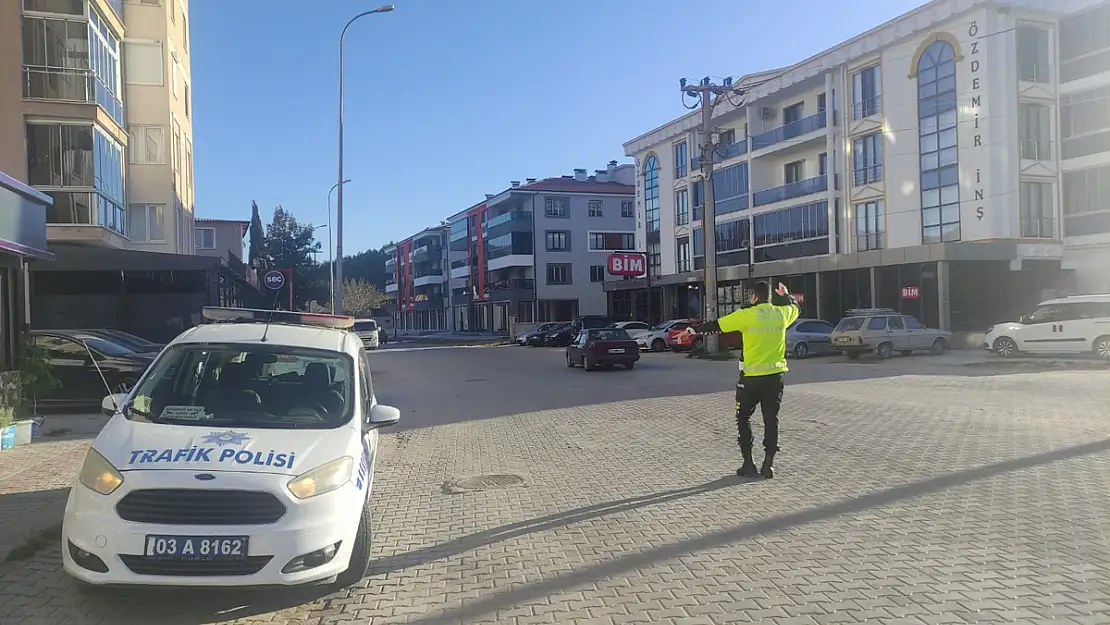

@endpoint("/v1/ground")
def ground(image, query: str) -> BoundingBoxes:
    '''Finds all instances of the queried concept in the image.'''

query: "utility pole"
[680,76,744,353]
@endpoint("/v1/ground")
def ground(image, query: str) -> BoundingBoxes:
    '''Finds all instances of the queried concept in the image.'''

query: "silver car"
[829,308,950,359]
[786,318,836,358]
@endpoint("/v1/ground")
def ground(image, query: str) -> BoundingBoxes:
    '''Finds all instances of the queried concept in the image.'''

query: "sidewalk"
[0,413,107,564]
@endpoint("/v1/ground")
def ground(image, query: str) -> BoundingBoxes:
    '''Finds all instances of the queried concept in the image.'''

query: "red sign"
[793,293,805,305]
[607,252,646,277]
[901,286,920,299]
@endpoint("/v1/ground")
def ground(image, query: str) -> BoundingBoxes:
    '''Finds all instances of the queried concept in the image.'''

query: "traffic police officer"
[685,281,799,478]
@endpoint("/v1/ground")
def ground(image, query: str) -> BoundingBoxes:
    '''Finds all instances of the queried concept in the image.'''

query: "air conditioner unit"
[760,107,776,120]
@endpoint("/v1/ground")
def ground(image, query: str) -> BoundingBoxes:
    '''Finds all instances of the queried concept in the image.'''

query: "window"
[621,200,634,218]
[643,155,660,232]
[182,13,189,52]
[1020,182,1055,238]
[916,40,960,244]
[171,52,181,98]
[718,129,736,147]
[588,232,635,251]
[888,316,905,330]
[852,65,882,119]
[693,228,704,256]
[673,141,688,178]
[867,317,888,331]
[713,163,748,215]
[818,93,827,112]
[647,242,661,277]
[753,201,829,247]
[124,41,163,85]
[852,133,883,185]
[589,266,606,282]
[675,237,691,273]
[1016,25,1051,83]
[185,138,194,206]
[545,230,569,251]
[783,102,804,124]
[195,227,215,249]
[26,123,94,187]
[692,179,704,221]
[1064,164,1110,218]
[129,125,165,164]
[715,219,750,252]
[129,203,166,242]
[544,196,568,218]
[855,200,884,251]
[588,199,603,217]
[170,0,175,22]
[904,316,924,330]
[796,321,834,334]
[21,16,90,101]
[675,189,689,225]
[24,0,83,14]
[819,153,828,176]
[172,118,182,174]
[784,161,804,184]
[1019,103,1052,160]
[184,81,190,118]
[546,263,571,285]
[1061,87,1110,159]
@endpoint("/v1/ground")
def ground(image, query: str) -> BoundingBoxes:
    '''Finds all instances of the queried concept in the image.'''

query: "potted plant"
[18,345,58,418]
[0,372,17,450]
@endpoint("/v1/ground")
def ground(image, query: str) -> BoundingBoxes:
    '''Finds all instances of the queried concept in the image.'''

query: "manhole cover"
[451,474,525,491]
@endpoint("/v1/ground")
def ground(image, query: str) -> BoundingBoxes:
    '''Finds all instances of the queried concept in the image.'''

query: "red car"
[566,328,640,371]
[669,319,743,352]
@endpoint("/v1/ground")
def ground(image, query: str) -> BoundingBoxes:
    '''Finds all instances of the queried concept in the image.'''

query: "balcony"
[23,66,94,104]
[851,96,882,121]
[715,194,749,216]
[411,245,441,262]
[1021,218,1056,238]
[855,232,884,252]
[753,175,828,207]
[483,210,532,238]
[484,278,535,301]
[691,139,748,169]
[751,112,827,151]
[852,165,883,187]
[385,256,396,267]
[413,271,444,287]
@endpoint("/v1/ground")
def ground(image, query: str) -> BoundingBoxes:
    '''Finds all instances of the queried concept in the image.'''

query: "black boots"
[737,446,758,477]
[760,451,776,479]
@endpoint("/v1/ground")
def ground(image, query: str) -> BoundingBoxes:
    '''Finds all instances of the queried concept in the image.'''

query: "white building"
[611,0,1107,339]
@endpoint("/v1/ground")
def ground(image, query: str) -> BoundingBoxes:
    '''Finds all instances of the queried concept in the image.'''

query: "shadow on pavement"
[405,436,1110,624]
[0,487,69,564]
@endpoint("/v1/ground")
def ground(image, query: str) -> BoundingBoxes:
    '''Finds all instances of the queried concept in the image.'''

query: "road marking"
[381,344,511,353]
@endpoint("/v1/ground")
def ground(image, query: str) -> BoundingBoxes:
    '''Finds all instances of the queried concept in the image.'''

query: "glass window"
[917,40,961,244]
[753,201,829,247]
[545,231,569,251]
[643,155,660,232]
[866,317,887,330]
[544,196,568,218]
[546,263,571,285]
[588,199,603,217]
[675,189,689,225]
[589,266,605,282]
[126,345,356,429]
[888,316,905,330]
[852,65,882,120]
[855,200,883,251]
[1020,182,1055,237]
[621,200,634,218]
[715,219,750,252]
[1016,26,1051,83]
[195,227,215,249]
[129,125,165,164]
[904,316,924,329]
[852,133,883,185]
[129,204,166,242]
[673,141,688,178]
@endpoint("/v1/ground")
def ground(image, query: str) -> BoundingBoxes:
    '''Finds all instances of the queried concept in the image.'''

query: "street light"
[335,4,394,316]
[328,179,351,313]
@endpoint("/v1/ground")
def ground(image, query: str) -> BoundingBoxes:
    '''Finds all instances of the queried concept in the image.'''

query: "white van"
[984,294,1110,359]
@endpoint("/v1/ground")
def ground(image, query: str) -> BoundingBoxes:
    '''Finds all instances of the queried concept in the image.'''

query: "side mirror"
[365,403,400,429]
[101,393,127,417]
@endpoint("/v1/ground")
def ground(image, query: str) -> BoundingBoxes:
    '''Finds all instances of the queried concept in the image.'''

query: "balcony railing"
[484,209,531,229]
[675,260,692,273]
[852,165,883,186]
[1021,218,1056,238]
[23,66,94,103]
[851,95,882,120]
[715,194,749,215]
[1062,49,1110,82]
[691,139,748,170]
[485,278,534,293]
[855,232,884,252]
[751,111,827,151]
[752,175,828,207]
[1020,139,1052,161]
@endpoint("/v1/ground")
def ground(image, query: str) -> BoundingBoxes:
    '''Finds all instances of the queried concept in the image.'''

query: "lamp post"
[336,4,394,316]
[327,179,351,313]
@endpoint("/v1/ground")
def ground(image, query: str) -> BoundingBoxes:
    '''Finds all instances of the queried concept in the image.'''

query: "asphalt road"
[2,345,1110,624]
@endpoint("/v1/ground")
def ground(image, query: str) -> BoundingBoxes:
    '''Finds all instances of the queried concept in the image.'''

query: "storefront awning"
[0,171,53,261]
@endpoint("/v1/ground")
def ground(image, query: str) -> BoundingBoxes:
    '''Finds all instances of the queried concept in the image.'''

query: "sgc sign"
[607,252,646,277]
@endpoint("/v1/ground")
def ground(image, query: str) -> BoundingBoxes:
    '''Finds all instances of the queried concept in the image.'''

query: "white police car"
[62,307,401,588]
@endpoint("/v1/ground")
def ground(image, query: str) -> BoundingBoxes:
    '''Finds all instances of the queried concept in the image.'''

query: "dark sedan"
[544,323,578,347]
[75,329,164,353]
[30,330,156,410]
[566,328,640,371]
[521,322,562,347]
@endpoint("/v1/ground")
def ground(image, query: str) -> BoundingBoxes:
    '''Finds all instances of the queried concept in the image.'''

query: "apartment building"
[383,227,448,331]
[614,0,1104,336]
[0,0,194,254]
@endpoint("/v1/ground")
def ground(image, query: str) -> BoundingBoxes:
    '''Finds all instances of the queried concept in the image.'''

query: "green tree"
[336,279,389,318]
[248,201,265,264]
[263,206,321,308]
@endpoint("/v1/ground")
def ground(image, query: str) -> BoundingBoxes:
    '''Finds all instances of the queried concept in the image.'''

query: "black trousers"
[734,372,785,454]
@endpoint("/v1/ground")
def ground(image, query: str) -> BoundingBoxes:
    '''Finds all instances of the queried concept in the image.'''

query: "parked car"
[30,330,157,409]
[352,319,380,350]
[76,329,164,354]
[544,323,578,347]
[786,318,836,358]
[517,322,561,346]
[984,294,1110,359]
[829,308,950,359]
[613,321,652,341]
[566,328,640,371]
[636,319,694,352]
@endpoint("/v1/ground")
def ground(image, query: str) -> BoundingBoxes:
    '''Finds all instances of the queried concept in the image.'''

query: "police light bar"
[201,307,355,330]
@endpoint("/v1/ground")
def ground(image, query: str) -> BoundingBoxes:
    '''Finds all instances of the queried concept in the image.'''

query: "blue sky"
[192,0,922,257]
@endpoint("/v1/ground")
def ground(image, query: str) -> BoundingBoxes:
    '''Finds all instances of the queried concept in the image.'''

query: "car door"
[797,321,835,354]
[1014,304,1067,352]
[569,331,588,364]
[359,349,379,482]
[885,316,912,351]
[901,315,931,349]
[32,334,97,403]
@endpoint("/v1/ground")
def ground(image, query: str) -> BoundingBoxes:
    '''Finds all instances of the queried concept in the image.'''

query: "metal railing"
[1062,48,1110,82]
[23,66,94,103]
[855,232,884,251]
[484,209,530,229]
[852,165,883,186]
[485,278,535,292]
[751,111,827,151]
[675,260,691,273]
[752,175,828,207]
[1021,218,1056,238]
[851,95,882,120]
[715,194,749,215]
[1020,139,1052,161]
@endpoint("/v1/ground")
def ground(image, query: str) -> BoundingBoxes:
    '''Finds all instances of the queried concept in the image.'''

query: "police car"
[62,307,401,588]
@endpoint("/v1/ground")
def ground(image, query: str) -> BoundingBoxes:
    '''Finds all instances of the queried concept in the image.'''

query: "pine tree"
[248,200,265,264]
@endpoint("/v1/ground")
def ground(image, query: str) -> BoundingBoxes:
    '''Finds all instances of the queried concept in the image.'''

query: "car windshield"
[651,322,675,331]
[126,343,356,430]
[353,320,378,332]
[591,329,631,341]
[834,317,866,331]
[69,335,139,358]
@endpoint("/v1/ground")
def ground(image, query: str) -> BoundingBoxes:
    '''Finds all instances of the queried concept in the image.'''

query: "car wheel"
[566,353,575,368]
[877,342,894,360]
[930,337,947,355]
[993,336,1018,357]
[1094,335,1110,360]
[793,342,808,359]
[334,497,373,588]
[651,338,666,352]
[584,354,596,371]
[845,352,860,360]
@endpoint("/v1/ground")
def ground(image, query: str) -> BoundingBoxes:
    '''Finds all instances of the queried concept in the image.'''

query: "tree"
[337,279,388,318]
[248,201,265,264]
[263,206,321,308]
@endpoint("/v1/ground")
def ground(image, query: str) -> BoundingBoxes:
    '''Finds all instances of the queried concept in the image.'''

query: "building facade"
[612,0,1105,336]
[383,227,448,332]
[0,0,195,254]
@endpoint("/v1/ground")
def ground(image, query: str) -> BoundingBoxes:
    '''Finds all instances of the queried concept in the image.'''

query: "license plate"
[836,337,852,343]
[144,535,249,560]
[608,348,625,354]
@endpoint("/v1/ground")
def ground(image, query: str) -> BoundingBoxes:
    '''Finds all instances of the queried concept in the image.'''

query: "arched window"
[643,155,660,233]
[916,39,960,243]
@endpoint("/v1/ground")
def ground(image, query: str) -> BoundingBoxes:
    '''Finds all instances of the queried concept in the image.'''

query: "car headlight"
[78,448,123,495]
[286,457,354,499]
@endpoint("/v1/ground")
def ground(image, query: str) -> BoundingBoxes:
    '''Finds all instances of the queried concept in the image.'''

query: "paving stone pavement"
[1,348,1109,625]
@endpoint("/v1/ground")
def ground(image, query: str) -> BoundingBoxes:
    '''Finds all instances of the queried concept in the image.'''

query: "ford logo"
[194,474,216,481]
